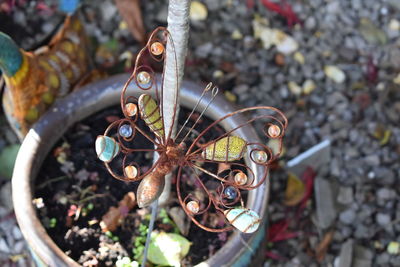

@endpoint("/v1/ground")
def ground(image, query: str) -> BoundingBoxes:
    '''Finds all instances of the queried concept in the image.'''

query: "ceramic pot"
[12,74,269,267]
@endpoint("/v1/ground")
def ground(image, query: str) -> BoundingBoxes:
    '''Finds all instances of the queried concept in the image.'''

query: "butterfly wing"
[97,27,178,183]
[175,106,287,232]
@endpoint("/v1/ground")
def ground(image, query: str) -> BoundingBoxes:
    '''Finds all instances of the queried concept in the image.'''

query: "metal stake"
[141,199,158,267]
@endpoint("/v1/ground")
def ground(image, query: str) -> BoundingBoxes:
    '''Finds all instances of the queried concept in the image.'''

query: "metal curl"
[186,109,287,158]
[145,27,168,62]
[122,158,141,182]
[248,143,274,166]
[216,183,243,208]
[104,155,162,183]
[122,96,139,122]
[133,65,156,91]
[262,121,285,139]
[182,194,210,215]
[191,159,256,190]
[116,119,137,143]
[176,166,233,232]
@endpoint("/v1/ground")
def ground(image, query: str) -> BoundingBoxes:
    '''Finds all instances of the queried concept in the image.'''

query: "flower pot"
[12,74,269,267]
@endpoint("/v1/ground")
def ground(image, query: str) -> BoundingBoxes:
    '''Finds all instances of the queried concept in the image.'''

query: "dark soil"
[34,105,233,266]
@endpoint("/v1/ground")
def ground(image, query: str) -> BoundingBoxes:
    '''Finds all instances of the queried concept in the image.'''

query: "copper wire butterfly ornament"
[95,27,288,233]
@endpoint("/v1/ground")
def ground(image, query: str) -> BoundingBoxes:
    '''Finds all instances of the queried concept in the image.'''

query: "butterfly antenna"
[174,82,213,141]
[179,84,219,144]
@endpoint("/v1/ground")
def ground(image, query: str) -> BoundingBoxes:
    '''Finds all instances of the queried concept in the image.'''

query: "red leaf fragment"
[267,168,316,246]
[299,167,316,210]
[366,56,378,84]
[260,0,301,27]
[268,219,300,243]
[265,251,286,261]
[246,0,255,9]
[353,92,371,110]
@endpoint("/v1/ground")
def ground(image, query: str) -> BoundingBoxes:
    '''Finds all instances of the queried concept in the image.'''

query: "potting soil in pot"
[34,106,236,266]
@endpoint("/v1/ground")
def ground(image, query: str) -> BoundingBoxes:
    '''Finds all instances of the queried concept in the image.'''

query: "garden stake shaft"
[141,200,158,267]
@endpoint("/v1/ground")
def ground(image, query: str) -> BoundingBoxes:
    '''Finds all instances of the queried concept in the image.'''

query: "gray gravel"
[0,0,399,266]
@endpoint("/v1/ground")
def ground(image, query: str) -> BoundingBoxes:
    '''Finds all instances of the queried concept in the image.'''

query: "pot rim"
[11,74,269,266]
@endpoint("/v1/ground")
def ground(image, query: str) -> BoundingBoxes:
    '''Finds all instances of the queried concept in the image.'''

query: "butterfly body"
[137,140,187,207]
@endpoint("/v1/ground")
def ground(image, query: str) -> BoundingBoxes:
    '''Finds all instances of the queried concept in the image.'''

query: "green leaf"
[0,144,20,179]
[148,231,191,267]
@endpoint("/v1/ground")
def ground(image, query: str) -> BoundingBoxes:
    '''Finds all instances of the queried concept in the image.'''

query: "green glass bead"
[95,135,120,162]
[202,136,247,162]
[138,94,164,139]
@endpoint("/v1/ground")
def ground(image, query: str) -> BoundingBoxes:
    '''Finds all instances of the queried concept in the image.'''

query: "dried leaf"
[372,125,392,146]
[387,241,400,255]
[114,0,145,43]
[302,79,317,95]
[224,91,237,103]
[190,1,208,21]
[253,19,299,54]
[100,192,136,232]
[324,65,346,83]
[285,173,306,206]
[315,231,334,262]
[359,18,387,45]
[393,73,400,84]
[168,207,191,236]
[293,51,305,64]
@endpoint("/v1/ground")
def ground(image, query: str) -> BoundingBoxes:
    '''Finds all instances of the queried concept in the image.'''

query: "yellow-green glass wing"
[138,94,164,139]
[202,136,247,161]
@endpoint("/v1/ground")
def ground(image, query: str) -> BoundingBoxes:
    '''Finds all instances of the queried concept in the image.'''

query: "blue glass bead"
[119,124,133,138]
[224,186,237,200]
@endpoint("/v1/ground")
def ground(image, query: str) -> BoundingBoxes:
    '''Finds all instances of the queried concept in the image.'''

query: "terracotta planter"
[12,74,269,267]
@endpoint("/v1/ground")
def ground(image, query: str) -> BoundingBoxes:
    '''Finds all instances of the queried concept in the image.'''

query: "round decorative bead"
[186,200,200,214]
[234,172,248,186]
[119,124,133,138]
[224,186,238,200]
[137,71,151,85]
[125,103,137,117]
[95,135,120,162]
[268,125,281,138]
[150,42,164,56]
[254,150,268,164]
[224,208,260,233]
[124,165,138,179]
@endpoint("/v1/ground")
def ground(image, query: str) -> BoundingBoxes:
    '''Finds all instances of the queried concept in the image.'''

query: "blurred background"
[0,0,399,266]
